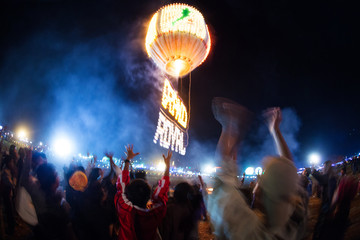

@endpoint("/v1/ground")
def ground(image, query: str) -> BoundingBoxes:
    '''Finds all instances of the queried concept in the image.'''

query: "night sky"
[0,0,358,169]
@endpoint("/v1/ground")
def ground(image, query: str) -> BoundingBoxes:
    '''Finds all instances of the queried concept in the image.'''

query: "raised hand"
[162,150,172,168]
[105,152,115,168]
[263,107,293,161]
[162,150,172,176]
[198,175,205,189]
[105,152,114,159]
[263,107,282,133]
[124,144,140,160]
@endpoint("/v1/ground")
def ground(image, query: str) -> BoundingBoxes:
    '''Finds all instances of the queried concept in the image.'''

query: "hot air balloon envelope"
[145,3,211,77]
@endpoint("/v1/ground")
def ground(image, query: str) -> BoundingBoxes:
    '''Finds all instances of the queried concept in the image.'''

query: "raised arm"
[162,150,171,177]
[85,154,97,176]
[115,145,139,207]
[123,144,139,171]
[264,107,293,161]
[152,150,171,204]
[105,152,118,177]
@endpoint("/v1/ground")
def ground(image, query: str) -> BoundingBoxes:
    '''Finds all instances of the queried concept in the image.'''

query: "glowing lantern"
[145,3,211,77]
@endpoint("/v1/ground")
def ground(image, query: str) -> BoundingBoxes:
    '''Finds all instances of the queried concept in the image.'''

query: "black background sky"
[0,0,358,169]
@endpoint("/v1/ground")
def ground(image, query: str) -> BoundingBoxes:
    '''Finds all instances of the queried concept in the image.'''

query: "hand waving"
[263,107,282,133]
[162,150,172,176]
[105,152,114,159]
[162,150,172,168]
[125,144,140,160]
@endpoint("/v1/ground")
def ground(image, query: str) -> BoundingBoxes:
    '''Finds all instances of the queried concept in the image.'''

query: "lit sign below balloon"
[161,78,188,129]
[153,111,186,155]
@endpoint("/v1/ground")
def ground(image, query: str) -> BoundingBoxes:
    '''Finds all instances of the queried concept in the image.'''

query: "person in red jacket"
[114,144,171,240]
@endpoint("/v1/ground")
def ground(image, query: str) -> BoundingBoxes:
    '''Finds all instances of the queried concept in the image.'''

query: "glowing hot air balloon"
[145,3,211,77]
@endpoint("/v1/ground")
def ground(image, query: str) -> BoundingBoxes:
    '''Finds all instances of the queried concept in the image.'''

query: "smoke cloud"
[0,25,165,162]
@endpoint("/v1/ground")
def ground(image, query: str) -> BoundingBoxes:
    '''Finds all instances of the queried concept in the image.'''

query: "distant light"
[0,126,3,130]
[39,142,43,146]
[52,136,74,158]
[17,130,27,139]
[245,167,254,175]
[309,153,321,165]
[157,161,166,171]
[204,164,216,174]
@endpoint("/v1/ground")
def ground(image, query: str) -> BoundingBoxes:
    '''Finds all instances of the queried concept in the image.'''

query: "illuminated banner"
[154,78,188,155]
[153,111,186,155]
[161,78,188,128]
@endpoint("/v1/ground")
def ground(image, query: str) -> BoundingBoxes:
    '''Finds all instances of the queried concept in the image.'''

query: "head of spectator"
[18,147,25,160]
[88,167,103,185]
[76,165,85,173]
[341,166,347,176]
[303,168,311,177]
[323,160,334,176]
[174,182,194,205]
[2,155,16,175]
[32,151,47,170]
[36,163,59,195]
[125,179,151,208]
[9,144,18,160]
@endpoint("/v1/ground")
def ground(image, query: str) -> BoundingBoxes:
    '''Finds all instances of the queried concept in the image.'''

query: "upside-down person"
[204,98,308,240]
[114,144,172,240]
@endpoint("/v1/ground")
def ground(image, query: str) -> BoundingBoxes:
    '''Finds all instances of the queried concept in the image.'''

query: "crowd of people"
[0,99,359,240]
[0,139,207,240]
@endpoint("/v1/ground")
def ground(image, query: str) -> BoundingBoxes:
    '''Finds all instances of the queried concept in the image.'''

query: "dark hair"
[88,168,102,184]
[36,163,58,193]
[125,179,151,208]
[18,148,25,158]
[32,151,47,169]
[76,165,85,173]
[9,145,16,155]
[174,182,194,204]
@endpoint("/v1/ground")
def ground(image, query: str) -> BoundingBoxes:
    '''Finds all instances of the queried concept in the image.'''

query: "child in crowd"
[114,145,172,240]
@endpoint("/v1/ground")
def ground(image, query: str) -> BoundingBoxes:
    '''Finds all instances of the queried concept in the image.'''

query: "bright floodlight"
[157,161,166,171]
[309,153,321,165]
[204,164,216,174]
[18,129,27,139]
[53,136,74,158]
[245,167,254,175]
